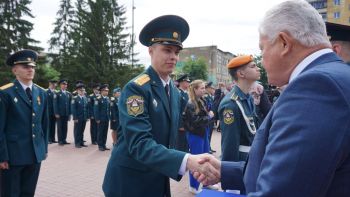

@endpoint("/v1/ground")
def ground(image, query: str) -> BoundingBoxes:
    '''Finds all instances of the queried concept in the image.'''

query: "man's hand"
[0,161,9,170]
[193,154,221,185]
[187,154,220,185]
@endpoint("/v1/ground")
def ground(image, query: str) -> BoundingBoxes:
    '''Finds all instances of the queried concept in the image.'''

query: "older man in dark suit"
[0,49,49,197]
[195,1,350,196]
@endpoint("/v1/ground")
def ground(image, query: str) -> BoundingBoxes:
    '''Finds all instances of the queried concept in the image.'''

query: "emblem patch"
[126,95,144,116]
[223,109,234,125]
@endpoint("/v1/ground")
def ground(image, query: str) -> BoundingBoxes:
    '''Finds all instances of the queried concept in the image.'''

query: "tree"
[49,0,75,73]
[0,0,43,85]
[254,55,269,88]
[182,57,209,80]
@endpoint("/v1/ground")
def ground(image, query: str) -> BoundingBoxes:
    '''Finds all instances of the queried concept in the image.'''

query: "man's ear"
[332,43,342,55]
[277,32,293,56]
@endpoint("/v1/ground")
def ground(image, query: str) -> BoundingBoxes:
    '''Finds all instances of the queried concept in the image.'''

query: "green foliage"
[48,0,140,90]
[0,0,42,85]
[254,55,269,88]
[182,57,208,81]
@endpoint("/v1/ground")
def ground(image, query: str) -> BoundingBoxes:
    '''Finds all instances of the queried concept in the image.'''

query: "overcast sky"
[29,0,286,65]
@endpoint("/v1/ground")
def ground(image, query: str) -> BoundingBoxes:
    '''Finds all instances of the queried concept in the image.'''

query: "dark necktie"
[25,87,32,102]
[164,84,170,100]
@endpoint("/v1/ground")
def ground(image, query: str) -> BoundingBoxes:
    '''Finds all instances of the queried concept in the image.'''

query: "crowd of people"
[1,0,350,196]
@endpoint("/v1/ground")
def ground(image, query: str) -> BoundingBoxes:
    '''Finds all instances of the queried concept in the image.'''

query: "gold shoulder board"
[134,74,150,86]
[34,84,46,91]
[0,83,14,90]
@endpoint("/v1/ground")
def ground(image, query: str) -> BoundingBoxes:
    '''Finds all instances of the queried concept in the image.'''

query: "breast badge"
[127,95,144,116]
[223,109,234,125]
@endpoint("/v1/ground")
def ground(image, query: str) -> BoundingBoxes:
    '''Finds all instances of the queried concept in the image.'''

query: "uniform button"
[32,134,35,138]
[32,124,35,127]
[32,113,35,116]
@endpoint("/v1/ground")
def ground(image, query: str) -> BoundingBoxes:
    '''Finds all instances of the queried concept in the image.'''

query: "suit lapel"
[148,67,171,118]
[14,80,31,107]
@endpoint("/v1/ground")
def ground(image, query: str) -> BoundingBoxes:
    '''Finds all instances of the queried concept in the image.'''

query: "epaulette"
[89,93,94,96]
[230,92,239,101]
[0,83,14,90]
[34,83,46,91]
[73,95,78,99]
[133,74,150,86]
[97,96,102,99]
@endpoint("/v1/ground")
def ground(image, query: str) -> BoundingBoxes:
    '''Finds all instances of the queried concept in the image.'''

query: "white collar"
[289,48,333,83]
[18,80,33,91]
[160,78,170,87]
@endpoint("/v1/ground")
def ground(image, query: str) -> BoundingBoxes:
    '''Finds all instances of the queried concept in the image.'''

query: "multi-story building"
[307,0,350,25]
[178,45,235,85]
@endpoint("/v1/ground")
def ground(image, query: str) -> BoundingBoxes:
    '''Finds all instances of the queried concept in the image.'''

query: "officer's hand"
[55,114,60,119]
[0,161,9,169]
[96,120,101,124]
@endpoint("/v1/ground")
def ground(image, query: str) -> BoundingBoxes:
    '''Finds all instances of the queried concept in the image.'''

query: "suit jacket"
[71,95,89,121]
[221,52,350,197]
[94,96,110,122]
[219,86,258,162]
[0,80,49,165]
[53,89,71,116]
[46,89,55,116]
[103,66,186,197]
[110,97,120,130]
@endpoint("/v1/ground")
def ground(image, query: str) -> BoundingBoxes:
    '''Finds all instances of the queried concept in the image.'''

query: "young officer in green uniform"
[102,15,219,197]
[0,49,49,197]
[88,83,100,145]
[53,79,72,145]
[94,84,110,151]
[176,74,190,152]
[219,55,261,162]
[110,87,121,146]
[47,79,58,144]
[71,83,89,148]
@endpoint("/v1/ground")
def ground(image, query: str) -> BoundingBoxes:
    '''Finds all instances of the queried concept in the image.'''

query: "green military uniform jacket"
[218,85,258,162]
[103,66,186,197]
[0,80,49,165]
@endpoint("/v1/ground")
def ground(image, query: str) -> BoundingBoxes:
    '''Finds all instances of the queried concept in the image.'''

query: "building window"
[334,12,340,19]
[334,0,340,5]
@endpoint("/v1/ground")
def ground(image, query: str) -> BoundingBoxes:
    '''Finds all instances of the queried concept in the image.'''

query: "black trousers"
[74,120,87,146]
[1,163,41,197]
[48,114,56,142]
[90,119,98,143]
[57,115,68,143]
[97,121,109,148]
[175,131,189,152]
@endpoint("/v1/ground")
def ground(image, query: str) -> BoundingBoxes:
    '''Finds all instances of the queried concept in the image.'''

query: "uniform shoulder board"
[133,74,150,86]
[89,93,94,96]
[230,92,239,101]
[73,95,78,99]
[34,84,46,91]
[97,96,101,99]
[0,83,14,90]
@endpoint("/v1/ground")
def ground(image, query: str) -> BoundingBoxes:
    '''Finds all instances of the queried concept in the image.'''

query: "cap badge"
[173,32,178,39]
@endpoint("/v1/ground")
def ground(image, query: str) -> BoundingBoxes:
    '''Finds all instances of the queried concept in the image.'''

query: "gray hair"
[259,0,330,47]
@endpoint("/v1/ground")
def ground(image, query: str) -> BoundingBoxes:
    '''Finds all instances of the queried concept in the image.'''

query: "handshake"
[186,154,221,185]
